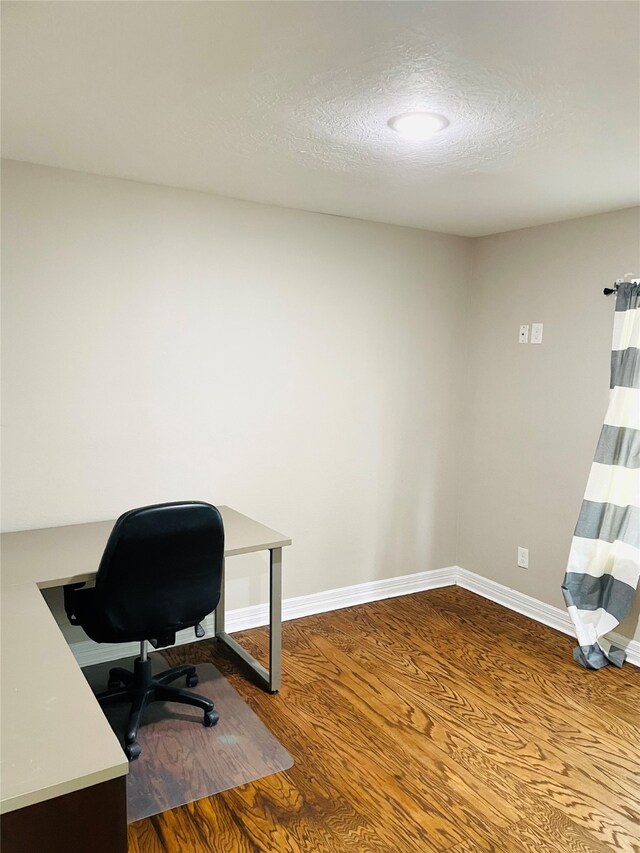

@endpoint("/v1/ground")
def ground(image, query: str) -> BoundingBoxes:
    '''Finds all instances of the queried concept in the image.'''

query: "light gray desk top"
[0,506,291,814]
[1,506,292,589]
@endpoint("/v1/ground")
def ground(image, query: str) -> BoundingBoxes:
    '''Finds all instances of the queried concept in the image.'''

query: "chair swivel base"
[96,656,219,760]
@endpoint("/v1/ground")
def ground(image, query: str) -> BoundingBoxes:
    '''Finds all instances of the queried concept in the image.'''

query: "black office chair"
[64,501,224,761]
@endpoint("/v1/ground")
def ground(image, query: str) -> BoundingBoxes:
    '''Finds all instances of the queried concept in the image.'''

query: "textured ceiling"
[2,1,639,236]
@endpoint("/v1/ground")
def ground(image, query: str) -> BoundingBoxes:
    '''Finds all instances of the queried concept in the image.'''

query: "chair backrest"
[94,502,224,641]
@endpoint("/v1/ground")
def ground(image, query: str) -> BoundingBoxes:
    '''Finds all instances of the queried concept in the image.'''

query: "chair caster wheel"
[204,710,219,727]
[125,742,141,761]
[186,674,199,688]
[107,678,122,690]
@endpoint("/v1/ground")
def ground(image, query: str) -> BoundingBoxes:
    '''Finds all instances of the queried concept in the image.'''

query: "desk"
[0,506,291,852]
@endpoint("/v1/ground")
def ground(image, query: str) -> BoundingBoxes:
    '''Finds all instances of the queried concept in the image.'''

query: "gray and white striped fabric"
[562,281,640,669]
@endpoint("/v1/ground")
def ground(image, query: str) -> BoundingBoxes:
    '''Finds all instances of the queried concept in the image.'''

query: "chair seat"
[65,585,180,647]
[65,585,122,644]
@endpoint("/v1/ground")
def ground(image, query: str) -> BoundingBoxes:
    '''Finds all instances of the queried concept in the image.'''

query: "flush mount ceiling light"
[387,111,449,141]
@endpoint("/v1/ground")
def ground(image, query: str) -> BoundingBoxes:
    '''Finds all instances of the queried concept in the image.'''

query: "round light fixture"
[387,111,449,141]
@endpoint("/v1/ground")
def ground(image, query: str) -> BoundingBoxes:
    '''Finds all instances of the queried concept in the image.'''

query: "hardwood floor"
[127,587,640,852]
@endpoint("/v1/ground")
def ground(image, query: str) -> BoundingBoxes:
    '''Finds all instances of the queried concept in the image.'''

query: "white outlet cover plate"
[531,323,543,344]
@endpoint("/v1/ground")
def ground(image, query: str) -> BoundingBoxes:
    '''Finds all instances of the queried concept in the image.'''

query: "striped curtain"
[562,281,640,669]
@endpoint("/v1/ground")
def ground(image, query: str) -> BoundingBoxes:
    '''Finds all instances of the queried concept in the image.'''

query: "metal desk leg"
[214,557,226,634]
[268,546,282,693]
[215,547,282,694]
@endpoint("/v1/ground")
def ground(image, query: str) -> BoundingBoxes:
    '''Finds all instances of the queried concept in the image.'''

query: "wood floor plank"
[325,598,640,776]
[225,667,466,850]
[307,632,640,849]
[296,668,520,850]
[450,746,640,853]
[128,587,640,852]
[321,609,640,800]
[318,608,640,846]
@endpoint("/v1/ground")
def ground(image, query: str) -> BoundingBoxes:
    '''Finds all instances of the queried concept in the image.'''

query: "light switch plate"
[531,323,543,344]
[519,325,529,344]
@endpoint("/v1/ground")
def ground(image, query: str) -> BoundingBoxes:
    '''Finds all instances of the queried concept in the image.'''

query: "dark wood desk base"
[1,776,127,853]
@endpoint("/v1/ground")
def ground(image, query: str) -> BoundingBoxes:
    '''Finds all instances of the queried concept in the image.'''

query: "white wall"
[3,161,638,647]
[1,160,471,610]
[457,207,640,643]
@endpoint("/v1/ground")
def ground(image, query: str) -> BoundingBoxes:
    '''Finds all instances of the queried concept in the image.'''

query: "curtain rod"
[603,277,640,296]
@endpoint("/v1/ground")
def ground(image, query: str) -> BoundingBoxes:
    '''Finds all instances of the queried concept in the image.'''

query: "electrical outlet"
[519,325,529,344]
[517,547,529,569]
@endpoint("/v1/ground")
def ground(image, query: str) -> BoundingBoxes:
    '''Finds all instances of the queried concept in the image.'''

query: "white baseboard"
[69,564,640,669]
[455,567,575,637]
[280,565,457,624]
